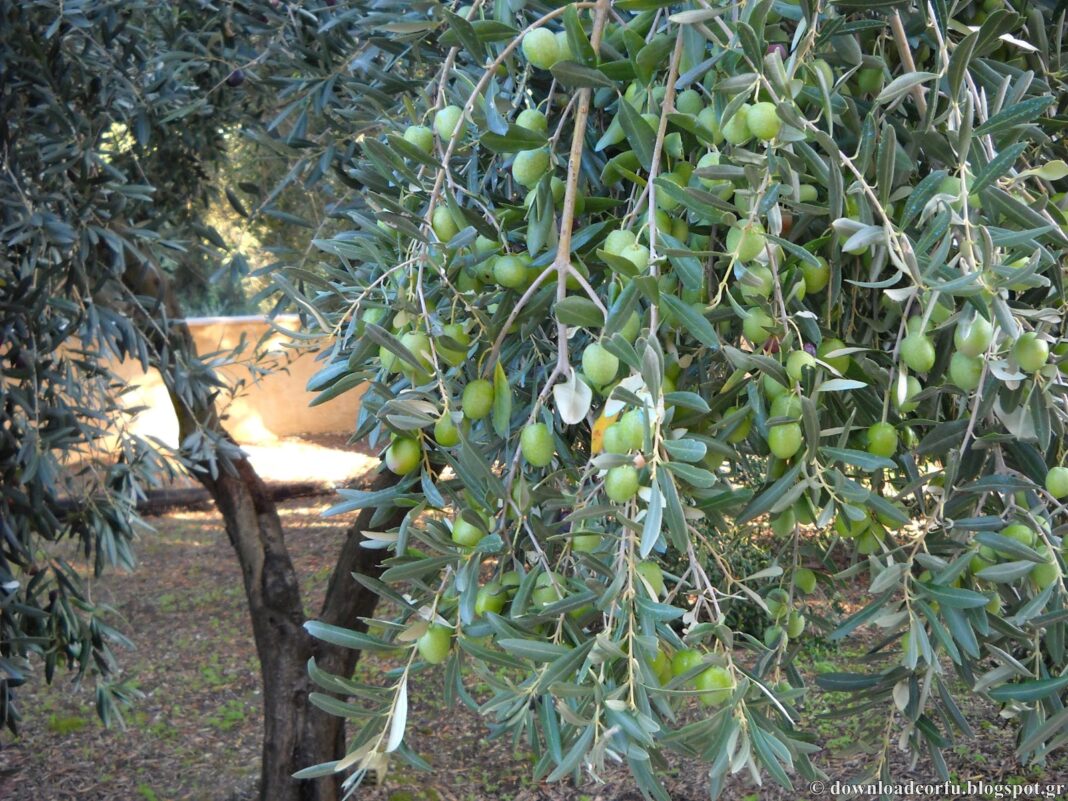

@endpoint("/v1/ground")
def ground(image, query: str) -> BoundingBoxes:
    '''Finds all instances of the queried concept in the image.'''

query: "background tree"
[287,0,1068,797]
[0,2,412,799]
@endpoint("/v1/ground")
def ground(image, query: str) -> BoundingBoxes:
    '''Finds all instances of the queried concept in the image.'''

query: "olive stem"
[644,29,686,333]
[551,0,611,374]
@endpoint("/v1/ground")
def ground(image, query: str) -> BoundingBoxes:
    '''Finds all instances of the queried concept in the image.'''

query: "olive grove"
[5,0,1068,799]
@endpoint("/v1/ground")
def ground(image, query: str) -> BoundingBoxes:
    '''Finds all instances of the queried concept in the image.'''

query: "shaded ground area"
[1,495,1065,801]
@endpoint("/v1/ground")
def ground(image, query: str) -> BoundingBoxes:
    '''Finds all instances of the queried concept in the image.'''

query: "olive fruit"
[403,124,434,153]
[434,105,464,141]
[417,624,452,664]
[895,375,923,413]
[451,513,486,547]
[434,414,461,447]
[671,648,703,676]
[724,406,752,443]
[603,228,637,256]
[816,337,849,374]
[726,222,767,262]
[437,323,470,366]
[954,315,993,357]
[475,582,507,616]
[676,89,703,115]
[462,379,495,420]
[636,560,666,597]
[738,264,774,300]
[1001,523,1036,548]
[572,532,602,552]
[768,423,803,459]
[722,105,751,145]
[516,108,548,134]
[431,205,459,242]
[512,148,550,188]
[795,568,817,594]
[520,422,554,467]
[618,409,646,450]
[746,101,781,141]
[522,28,561,70]
[1013,332,1049,372]
[1045,466,1068,499]
[786,611,806,638]
[900,332,936,373]
[802,257,830,293]
[582,342,619,386]
[605,465,639,503]
[385,437,421,474]
[1032,553,1062,590]
[493,254,528,289]
[948,352,983,391]
[695,665,733,706]
[866,422,898,459]
[786,350,816,382]
[742,308,775,345]
[601,423,629,454]
[620,242,651,271]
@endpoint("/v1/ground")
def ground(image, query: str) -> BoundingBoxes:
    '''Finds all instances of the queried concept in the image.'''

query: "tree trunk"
[122,262,404,801]
[297,471,402,796]
[201,457,320,801]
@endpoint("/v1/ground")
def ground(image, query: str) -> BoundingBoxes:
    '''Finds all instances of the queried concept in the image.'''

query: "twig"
[484,261,559,374]
[890,11,928,118]
[568,264,609,318]
[416,3,601,406]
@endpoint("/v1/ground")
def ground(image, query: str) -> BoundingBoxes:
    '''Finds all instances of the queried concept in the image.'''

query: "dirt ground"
[1,494,1066,801]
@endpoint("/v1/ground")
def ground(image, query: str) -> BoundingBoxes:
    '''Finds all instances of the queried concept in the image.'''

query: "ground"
[2,478,1066,800]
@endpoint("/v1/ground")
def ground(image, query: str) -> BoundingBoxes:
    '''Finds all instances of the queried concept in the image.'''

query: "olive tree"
[293,0,1068,796]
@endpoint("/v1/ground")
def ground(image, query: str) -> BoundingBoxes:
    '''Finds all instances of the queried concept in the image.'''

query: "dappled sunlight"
[165,511,220,522]
[276,504,332,518]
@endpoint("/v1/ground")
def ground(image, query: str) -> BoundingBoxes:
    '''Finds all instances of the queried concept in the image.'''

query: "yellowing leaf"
[590,410,619,454]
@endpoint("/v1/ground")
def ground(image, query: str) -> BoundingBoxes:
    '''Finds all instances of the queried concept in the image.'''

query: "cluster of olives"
[422,577,738,710]
[968,522,1063,595]
[370,2,1067,721]
[388,15,1061,508]
[662,648,734,706]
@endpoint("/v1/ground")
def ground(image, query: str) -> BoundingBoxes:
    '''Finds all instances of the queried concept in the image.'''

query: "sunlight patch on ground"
[240,438,377,485]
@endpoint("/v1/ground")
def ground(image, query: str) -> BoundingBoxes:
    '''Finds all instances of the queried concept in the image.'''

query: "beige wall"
[111,315,364,446]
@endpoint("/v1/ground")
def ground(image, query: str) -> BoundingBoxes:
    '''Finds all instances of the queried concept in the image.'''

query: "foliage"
[2,13,457,801]
[179,130,338,317]
[291,0,1068,796]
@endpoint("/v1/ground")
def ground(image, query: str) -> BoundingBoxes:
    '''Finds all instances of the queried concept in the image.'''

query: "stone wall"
[110,315,363,446]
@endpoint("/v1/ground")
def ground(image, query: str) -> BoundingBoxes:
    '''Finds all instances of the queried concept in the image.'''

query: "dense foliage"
[293,0,1068,796]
